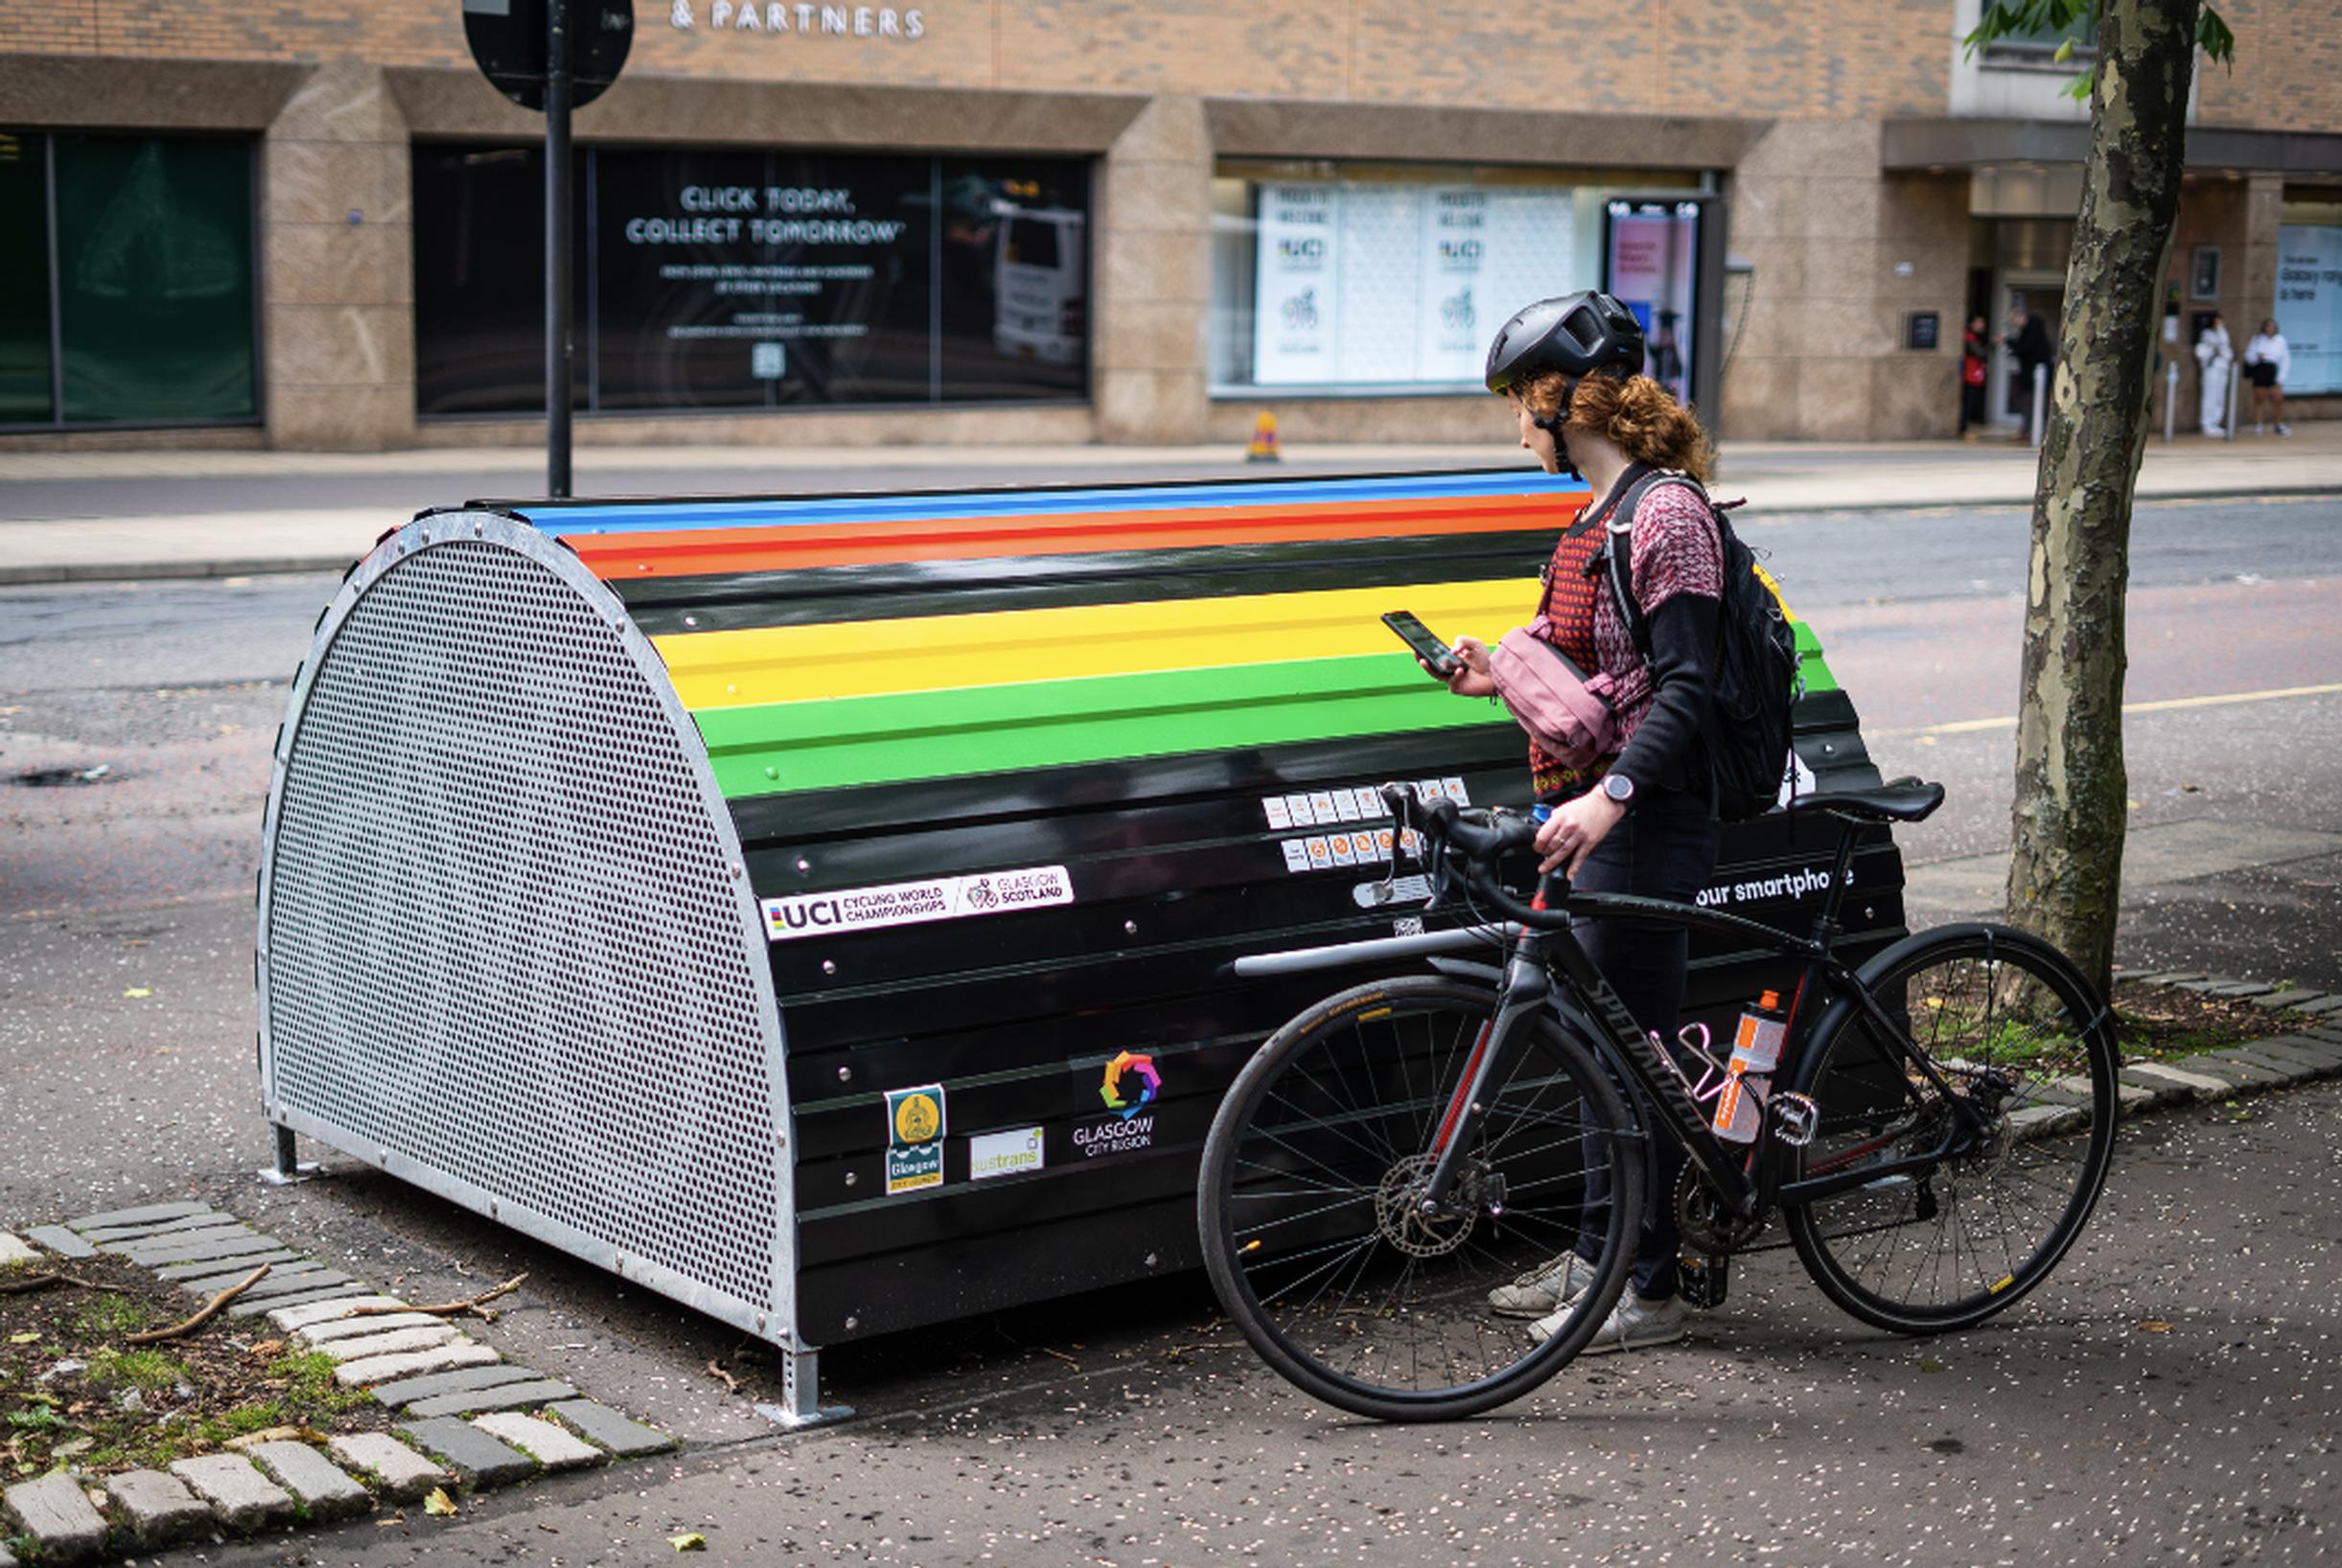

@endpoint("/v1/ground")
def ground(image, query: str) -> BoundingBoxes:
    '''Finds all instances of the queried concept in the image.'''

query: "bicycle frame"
[1273,818,1997,1234]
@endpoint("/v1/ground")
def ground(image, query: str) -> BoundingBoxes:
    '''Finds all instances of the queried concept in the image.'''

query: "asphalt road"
[3,492,2339,1564]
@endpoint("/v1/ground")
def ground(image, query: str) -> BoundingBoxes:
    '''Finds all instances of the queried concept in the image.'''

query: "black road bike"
[1197,781,2119,1421]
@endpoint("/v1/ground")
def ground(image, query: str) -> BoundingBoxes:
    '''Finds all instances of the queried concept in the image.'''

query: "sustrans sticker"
[763,865,1072,942]
[968,1126,1044,1182]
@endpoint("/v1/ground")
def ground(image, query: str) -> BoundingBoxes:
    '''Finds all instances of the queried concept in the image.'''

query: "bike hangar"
[253,468,1910,1424]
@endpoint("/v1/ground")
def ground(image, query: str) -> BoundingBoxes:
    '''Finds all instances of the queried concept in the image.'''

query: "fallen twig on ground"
[125,1263,270,1344]
[0,1272,104,1296]
[705,1358,741,1395]
[337,1273,528,1324]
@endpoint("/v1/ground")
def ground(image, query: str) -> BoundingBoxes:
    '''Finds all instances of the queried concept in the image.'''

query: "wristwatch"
[1600,772,1636,808]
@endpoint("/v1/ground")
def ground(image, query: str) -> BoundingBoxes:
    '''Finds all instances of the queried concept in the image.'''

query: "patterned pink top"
[1590,480,1725,749]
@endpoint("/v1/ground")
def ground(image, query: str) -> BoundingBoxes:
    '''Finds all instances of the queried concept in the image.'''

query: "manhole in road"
[13,764,117,787]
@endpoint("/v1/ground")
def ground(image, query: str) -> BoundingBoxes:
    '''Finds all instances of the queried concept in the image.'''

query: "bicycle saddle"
[1786,777,1944,823]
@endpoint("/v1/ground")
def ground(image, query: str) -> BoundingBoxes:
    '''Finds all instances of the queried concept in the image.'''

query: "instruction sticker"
[763,865,1073,942]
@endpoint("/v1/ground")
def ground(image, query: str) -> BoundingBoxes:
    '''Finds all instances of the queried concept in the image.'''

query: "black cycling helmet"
[1483,290,1646,397]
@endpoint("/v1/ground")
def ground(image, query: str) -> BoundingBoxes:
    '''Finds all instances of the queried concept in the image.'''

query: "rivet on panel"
[474,520,484,536]
[765,766,780,780]
[844,1171,858,1187]
[795,858,811,873]
[683,615,699,628]
[837,1066,852,1082]
[1124,920,1139,935]
[637,564,652,572]
[1145,1253,1160,1269]
[726,683,738,695]
[844,1316,859,1331]
[822,959,837,976]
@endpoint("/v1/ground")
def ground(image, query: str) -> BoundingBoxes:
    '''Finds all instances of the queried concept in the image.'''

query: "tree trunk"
[2004,0,2200,999]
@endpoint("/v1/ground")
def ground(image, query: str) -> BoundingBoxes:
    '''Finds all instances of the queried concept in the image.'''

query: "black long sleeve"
[1612,590,1718,796]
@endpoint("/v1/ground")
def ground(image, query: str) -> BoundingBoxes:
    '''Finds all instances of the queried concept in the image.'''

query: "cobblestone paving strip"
[365,1363,545,1407]
[248,1441,373,1521]
[548,1399,679,1457]
[297,1310,446,1344]
[327,1433,451,1501]
[101,1468,217,1548]
[169,1454,296,1532]
[397,1418,538,1487]
[115,1230,281,1266]
[336,1340,501,1387]
[313,1325,464,1363]
[156,1250,303,1282]
[23,1224,96,1258]
[232,1282,374,1317]
[64,1200,212,1230]
[2,1472,110,1562]
[473,1413,605,1472]
[0,1233,38,1266]
[267,1295,409,1329]
[404,1378,578,1418]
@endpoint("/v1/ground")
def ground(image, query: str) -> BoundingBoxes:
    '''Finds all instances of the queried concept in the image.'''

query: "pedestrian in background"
[2000,302,2053,442]
[2243,318,2291,435]
[2194,311,2235,436]
[1959,314,1989,438]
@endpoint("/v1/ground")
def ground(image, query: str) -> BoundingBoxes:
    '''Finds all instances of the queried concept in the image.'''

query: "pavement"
[0,422,2337,584]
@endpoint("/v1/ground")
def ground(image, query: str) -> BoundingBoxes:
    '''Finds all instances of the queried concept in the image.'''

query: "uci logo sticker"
[884,1084,946,1196]
[762,865,1073,942]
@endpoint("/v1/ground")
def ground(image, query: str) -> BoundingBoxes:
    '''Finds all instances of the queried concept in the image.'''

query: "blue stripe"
[519,469,1563,539]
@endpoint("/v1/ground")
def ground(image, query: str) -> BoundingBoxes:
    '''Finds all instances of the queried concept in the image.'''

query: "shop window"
[0,130,258,427]
[412,145,1089,418]
[2275,209,2342,396]
[1208,162,1699,398]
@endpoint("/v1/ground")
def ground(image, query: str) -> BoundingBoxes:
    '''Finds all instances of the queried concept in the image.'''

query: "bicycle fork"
[1414,939,1550,1217]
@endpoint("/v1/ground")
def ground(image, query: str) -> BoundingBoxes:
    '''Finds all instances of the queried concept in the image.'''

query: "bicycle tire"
[1783,924,2119,1334]
[1198,975,1642,1421]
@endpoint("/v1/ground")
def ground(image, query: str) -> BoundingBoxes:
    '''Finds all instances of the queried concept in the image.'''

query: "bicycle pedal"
[1679,1252,1729,1310]
[1771,1092,1819,1147]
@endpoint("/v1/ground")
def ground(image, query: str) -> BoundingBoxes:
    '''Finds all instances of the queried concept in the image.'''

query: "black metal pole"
[545,0,574,498]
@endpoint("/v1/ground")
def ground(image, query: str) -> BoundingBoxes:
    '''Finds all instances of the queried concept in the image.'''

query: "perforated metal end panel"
[259,517,790,1340]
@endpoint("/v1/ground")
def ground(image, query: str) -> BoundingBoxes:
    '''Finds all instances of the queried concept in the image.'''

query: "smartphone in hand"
[1381,611,1460,680]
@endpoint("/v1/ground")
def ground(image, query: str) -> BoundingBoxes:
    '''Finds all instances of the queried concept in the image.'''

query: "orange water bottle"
[1712,990,1787,1143]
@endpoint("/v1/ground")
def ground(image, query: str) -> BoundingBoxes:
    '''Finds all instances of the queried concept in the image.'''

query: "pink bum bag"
[1488,615,1618,768]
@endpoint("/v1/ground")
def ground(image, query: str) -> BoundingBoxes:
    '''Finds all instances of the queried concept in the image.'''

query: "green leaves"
[1964,1,2235,102]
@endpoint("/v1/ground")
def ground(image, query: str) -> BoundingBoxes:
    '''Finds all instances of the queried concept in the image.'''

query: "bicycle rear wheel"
[1198,976,1640,1421]
[1784,925,2118,1333]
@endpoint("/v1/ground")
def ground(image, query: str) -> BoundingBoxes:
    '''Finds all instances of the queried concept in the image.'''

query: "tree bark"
[2005,0,2200,999]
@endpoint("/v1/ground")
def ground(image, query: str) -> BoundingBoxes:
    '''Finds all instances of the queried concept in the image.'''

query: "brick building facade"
[1,0,2336,450]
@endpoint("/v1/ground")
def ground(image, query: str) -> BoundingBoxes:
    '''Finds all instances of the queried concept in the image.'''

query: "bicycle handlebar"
[1380,784,1575,932]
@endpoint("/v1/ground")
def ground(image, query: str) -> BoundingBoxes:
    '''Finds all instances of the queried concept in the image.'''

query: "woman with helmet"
[1440,290,1727,1353]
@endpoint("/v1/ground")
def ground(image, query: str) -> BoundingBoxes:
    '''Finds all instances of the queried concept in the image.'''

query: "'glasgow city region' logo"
[1099,1051,1161,1120]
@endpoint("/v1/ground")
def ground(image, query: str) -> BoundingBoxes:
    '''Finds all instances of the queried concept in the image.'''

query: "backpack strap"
[1597,470,1709,660]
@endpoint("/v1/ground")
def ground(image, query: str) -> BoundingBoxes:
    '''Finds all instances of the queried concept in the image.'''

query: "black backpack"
[1599,473,1802,822]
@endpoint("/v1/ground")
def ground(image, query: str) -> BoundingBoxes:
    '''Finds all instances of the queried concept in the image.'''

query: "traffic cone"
[1246,410,1281,463]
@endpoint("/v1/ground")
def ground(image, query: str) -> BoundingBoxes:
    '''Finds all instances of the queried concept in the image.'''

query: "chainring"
[1676,1163,1767,1255]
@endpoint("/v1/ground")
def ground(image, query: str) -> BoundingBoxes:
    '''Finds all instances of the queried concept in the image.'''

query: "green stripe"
[1793,620,1841,696]
[697,653,1506,798]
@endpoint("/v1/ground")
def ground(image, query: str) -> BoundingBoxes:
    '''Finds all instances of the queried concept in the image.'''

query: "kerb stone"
[2190,1053,2288,1089]
[66,1199,212,1230]
[0,1234,36,1267]
[2205,980,2275,998]
[158,1251,302,1283]
[2219,1046,2316,1081]
[404,1378,577,1418]
[336,1340,500,1388]
[299,1311,446,1345]
[233,1282,373,1317]
[472,1412,605,1471]
[397,1418,536,1487]
[2122,1061,2233,1099]
[102,1468,216,1547]
[2296,995,2342,1016]
[170,1453,296,1531]
[317,1325,462,1363]
[548,1399,677,1458]
[2250,989,2327,1011]
[77,1211,237,1244]
[3,1472,110,1562]
[367,1362,544,1407]
[115,1230,278,1266]
[248,1441,373,1521]
[2115,1067,2188,1107]
[232,1267,362,1302]
[267,1295,409,1331]
[23,1225,96,1259]
[329,1432,451,1501]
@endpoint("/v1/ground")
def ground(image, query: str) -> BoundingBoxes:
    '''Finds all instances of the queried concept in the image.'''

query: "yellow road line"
[1877,680,2342,738]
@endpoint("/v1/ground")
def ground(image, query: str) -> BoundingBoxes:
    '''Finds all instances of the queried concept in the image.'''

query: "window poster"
[1253,183,1339,384]
[1604,199,1701,404]
[1251,180,1574,388]
[2275,224,2342,395]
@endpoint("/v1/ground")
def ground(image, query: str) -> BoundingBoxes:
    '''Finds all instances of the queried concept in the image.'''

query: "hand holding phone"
[1381,611,1460,680]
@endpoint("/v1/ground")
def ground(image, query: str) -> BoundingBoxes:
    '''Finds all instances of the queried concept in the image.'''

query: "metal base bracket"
[754,1348,853,1430]
[259,1123,322,1186]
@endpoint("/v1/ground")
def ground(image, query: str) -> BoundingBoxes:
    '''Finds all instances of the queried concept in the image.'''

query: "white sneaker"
[1530,1291,1687,1353]
[2254,423,2265,435]
[2278,423,2292,436]
[1486,1253,1598,1319]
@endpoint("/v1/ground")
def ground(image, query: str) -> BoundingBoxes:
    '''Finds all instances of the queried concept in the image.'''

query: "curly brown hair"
[1514,370,1713,482]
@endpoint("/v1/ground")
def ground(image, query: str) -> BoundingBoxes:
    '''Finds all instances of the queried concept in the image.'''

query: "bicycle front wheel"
[1198,976,1641,1421]
[1785,925,2119,1333]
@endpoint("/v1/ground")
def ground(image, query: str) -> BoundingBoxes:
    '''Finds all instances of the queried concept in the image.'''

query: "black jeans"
[1569,784,1722,1301]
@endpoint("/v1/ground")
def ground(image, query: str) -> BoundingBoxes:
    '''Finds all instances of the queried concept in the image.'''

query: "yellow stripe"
[1875,680,2342,739]
[654,579,1538,709]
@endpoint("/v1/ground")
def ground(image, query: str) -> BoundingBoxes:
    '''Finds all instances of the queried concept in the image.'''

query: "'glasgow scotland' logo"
[1099,1051,1161,1120]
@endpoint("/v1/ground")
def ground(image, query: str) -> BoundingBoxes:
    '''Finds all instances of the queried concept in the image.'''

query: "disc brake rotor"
[1374,1153,1480,1258]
